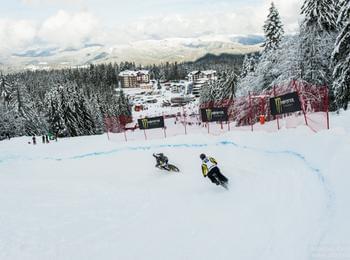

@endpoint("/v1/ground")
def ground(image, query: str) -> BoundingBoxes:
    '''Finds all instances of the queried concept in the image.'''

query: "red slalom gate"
[104,115,132,142]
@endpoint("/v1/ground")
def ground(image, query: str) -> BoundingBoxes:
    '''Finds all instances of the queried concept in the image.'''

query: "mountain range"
[0,34,263,71]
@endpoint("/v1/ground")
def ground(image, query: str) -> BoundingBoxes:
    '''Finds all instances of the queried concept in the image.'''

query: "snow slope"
[0,111,349,260]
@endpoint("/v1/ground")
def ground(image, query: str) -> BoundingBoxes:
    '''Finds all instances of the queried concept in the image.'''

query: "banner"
[270,92,302,116]
[138,116,165,130]
[201,108,228,122]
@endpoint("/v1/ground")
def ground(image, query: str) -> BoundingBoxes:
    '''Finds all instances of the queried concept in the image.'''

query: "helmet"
[200,153,206,160]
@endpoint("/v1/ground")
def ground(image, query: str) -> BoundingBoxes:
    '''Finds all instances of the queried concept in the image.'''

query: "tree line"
[0,64,131,139]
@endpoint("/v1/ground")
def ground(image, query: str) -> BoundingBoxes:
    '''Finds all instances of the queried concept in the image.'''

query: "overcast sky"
[0,0,303,53]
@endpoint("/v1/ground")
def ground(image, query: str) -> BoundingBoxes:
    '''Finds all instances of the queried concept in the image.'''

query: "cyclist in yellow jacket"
[200,153,228,186]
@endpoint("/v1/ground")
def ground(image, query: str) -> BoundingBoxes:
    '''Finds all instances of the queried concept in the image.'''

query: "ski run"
[0,110,350,260]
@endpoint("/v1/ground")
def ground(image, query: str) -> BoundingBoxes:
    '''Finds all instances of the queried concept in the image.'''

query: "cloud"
[0,19,37,53]
[124,11,261,40]
[0,0,304,55]
[118,0,303,42]
[38,10,99,48]
[0,10,99,54]
[21,0,82,5]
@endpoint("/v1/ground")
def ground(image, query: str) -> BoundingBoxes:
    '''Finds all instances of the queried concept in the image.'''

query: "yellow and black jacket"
[201,157,218,177]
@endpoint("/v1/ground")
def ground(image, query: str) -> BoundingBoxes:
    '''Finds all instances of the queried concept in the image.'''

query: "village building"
[187,70,217,97]
[187,70,217,83]
[119,70,150,88]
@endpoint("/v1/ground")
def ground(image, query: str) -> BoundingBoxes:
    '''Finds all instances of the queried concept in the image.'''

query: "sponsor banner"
[138,116,165,130]
[201,108,228,122]
[270,92,302,116]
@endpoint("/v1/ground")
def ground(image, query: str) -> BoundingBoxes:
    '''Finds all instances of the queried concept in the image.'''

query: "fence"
[238,81,329,132]
[105,81,330,142]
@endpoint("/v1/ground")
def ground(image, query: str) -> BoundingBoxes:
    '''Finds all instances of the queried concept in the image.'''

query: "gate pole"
[123,129,127,142]
[104,116,110,141]
[249,92,253,132]
[293,81,308,126]
[325,87,330,129]
[273,86,280,130]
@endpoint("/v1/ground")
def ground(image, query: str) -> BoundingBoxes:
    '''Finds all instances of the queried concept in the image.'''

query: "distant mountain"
[0,34,262,71]
[235,35,265,45]
[193,53,258,64]
[13,48,59,58]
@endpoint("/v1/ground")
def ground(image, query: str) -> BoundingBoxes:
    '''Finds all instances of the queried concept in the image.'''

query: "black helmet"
[200,153,206,160]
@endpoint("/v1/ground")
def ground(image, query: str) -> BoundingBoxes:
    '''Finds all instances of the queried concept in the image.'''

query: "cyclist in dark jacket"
[153,153,169,168]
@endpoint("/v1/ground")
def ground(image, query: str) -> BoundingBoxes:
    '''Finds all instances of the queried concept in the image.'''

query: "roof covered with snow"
[188,70,217,77]
[201,70,217,75]
[119,70,149,77]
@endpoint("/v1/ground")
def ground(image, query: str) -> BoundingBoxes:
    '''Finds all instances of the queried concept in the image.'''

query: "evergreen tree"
[117,90,131,118]
[300,0,338,86]
[0,76,11,109]
[171,62,180,80]
[272,35,303,85]
[236,3,284,95]
[90,94,105,134]
[239,55,257,80]
[150,64,161,80]
[13,80,47,135]
[237,49,281,95]
[60,84,79,137]
[263,2,284,51]
[221,72,238,100]
[301,0,338,32]
[240,56,250,79]
[337,0,349,28]
[0,76,25,136]
[199,82,215,105]
[45,85,65,136]
[76,89,95,135]
[332,0,350,109]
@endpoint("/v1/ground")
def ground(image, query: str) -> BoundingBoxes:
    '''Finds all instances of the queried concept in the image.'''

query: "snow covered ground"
[0,110,350,260]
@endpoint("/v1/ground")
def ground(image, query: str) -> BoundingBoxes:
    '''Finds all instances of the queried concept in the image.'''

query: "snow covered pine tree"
[332,0,350,110]
[300,0,338,86]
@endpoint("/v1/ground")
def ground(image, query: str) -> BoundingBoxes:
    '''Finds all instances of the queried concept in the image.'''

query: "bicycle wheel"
[167,164,180,172]
[219,180,229,190]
